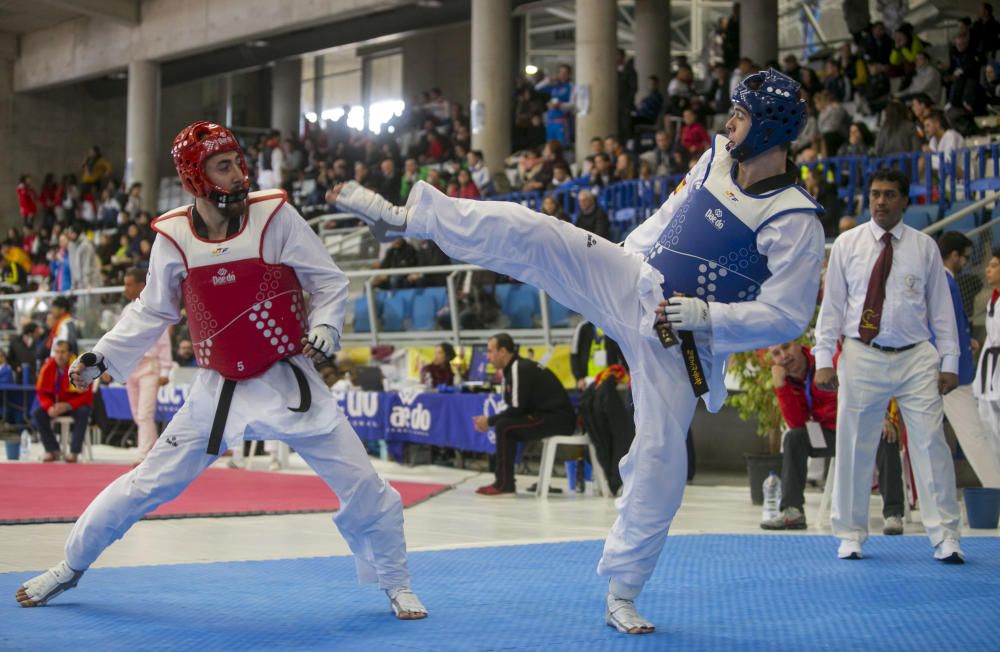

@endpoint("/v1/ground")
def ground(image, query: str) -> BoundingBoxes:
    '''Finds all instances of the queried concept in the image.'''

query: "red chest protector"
[152,190,307,380]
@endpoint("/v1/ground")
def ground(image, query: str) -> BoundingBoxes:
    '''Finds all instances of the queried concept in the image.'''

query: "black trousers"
[781,426,903,517]
[492,412,576,491]
[34,405,92,454]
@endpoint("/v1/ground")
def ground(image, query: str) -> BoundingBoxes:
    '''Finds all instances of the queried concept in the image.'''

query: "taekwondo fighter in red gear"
[15,122,427,621]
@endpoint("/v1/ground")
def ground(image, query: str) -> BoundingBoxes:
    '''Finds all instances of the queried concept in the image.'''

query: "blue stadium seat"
[503,284,540,329]
[902,206,935,230]
[941,201,979,233]
[380,289,414,332]
[493,284,512,308]
[411,287,447,331]
[353,293,379,333]
[546,297,575,328]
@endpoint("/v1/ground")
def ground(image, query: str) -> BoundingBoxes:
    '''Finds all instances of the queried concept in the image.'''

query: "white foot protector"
[335,181,409,243]
[934,537,965,564]
[386,586,428,620]
[837,540,863,560]
[15,561,84,607]
[605,593,655,634]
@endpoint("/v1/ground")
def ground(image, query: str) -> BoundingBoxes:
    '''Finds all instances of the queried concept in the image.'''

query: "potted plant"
[727,348,785,504]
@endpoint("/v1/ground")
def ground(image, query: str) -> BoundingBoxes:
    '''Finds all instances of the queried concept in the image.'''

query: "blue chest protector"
[644,136,823,303]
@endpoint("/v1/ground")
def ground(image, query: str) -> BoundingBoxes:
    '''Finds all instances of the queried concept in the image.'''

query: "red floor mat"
[0,464,450,524]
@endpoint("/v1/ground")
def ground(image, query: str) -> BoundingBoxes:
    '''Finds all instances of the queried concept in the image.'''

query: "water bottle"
[762,471,782,521]
[19,429,31,462]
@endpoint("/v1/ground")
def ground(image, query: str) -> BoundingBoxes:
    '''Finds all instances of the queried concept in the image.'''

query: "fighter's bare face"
[203,151,244,192]
[725,106,752,152]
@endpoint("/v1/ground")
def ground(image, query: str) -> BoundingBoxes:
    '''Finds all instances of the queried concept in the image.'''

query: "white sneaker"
[837,540,863,560]
[335,181,409,243]
[882,515,904,536]
[934,537,965,564]
[15,560,84,607]
[605,593,655,634]
[386,586,428,620]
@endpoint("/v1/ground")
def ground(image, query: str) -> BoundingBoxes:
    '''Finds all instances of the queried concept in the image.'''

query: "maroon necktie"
[859,232,894,344]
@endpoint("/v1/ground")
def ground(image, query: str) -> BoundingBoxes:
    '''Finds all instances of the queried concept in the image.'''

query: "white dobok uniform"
[403,136,825,593]
[63,193,412,591]
[973,291,1000,466]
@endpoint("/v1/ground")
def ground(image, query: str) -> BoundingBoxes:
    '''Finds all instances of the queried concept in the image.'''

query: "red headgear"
[171,122,250,206]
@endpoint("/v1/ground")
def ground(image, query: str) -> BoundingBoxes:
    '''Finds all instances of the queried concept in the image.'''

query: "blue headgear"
[729,68,806,162]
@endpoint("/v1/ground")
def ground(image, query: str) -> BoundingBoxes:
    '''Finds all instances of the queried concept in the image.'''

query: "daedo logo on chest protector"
[703,208,725,230]
[211,267,236,286]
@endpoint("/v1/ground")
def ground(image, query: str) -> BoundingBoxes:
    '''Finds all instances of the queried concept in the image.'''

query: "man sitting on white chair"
[471,333,577,495]
[33,340,94,463]
[761,340,903,533]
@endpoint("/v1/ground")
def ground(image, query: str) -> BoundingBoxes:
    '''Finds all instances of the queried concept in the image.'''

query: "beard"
[221,198,247,221]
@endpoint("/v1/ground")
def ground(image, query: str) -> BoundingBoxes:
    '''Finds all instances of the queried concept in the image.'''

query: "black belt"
[205,359,313,456]
[852,338,919,353]
[655,322,708,397]
[980,347,1000,395]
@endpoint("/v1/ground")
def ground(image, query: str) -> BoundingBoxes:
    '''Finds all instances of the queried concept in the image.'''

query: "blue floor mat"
[3,535,1000,652]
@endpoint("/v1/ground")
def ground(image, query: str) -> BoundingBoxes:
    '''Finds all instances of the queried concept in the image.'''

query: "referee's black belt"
[851,338,919,353]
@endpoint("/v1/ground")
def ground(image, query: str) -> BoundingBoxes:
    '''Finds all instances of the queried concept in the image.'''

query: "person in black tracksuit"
[472,332,576,495]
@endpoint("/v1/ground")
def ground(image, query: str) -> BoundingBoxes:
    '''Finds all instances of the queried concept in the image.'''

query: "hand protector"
[663,296,711,331]
[306,324,340,360]
[70,352,107,390]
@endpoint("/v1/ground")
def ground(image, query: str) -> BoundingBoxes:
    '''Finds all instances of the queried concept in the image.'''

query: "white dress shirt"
[814,219,959,374]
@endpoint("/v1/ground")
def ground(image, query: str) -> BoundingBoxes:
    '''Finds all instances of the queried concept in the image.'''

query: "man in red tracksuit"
[34,340,94,462]
[762,340,903,531]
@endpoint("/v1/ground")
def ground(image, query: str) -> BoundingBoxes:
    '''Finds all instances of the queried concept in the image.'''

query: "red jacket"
[774,346,837,432]
[449,182,481,200]
[35,356,94,412]
[16,184,38,218]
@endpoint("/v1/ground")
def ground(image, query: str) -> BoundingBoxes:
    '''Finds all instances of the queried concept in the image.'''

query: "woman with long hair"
[874,101,921,156]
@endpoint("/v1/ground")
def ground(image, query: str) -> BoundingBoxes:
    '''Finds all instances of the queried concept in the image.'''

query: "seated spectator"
[174,339,198,367]
[450,168,481,199]
[889,23,924,80]
[354,161,377,190]
[7,322,42,383]
[983,61,1000,109]
[575,190,610,240]
[551,162,574,188]
[541,195,569,222]
[798,66,823,96]
[588,152,615,192]
[376,158,402,206]
[706,64,732,115]
[614,153,636,181]
[897,51,942,102]
[804,168,844,238]
[604,136,624,162]
[923,110,965,174]
[373,238,419,289]
[679,109,710,157]
[874,101,920,156]
[407,239,450,287]
[518,149,550,192]
[640,130,677,177]
[760,340,904,532]
[472,333,576,495]
[862,61,892,115]
[814,90,851,157]
[420,342,457,388]
[942,30,985,134]
[425,168,445,191]
[782,54,803,82]
[400,158,422,203]
[632,75,664,126]
[33,340,94,463]
[822,59,852,103]
[467,150,494,196]
[665,65,694,114]
[862,21,894,65]
[910,92,935,139]
[838,122,873,156]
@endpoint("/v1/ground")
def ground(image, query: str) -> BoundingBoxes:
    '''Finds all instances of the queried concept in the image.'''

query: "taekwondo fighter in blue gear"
[331,69,825,635]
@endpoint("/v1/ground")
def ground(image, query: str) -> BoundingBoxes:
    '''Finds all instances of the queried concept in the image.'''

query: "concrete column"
[575,0,618,164]
[740,0,778,67]
[471,0,513,177]
[126,59,160,214]
[0,42,15,227]
[633,0,671,106]
[271,58,302,140]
